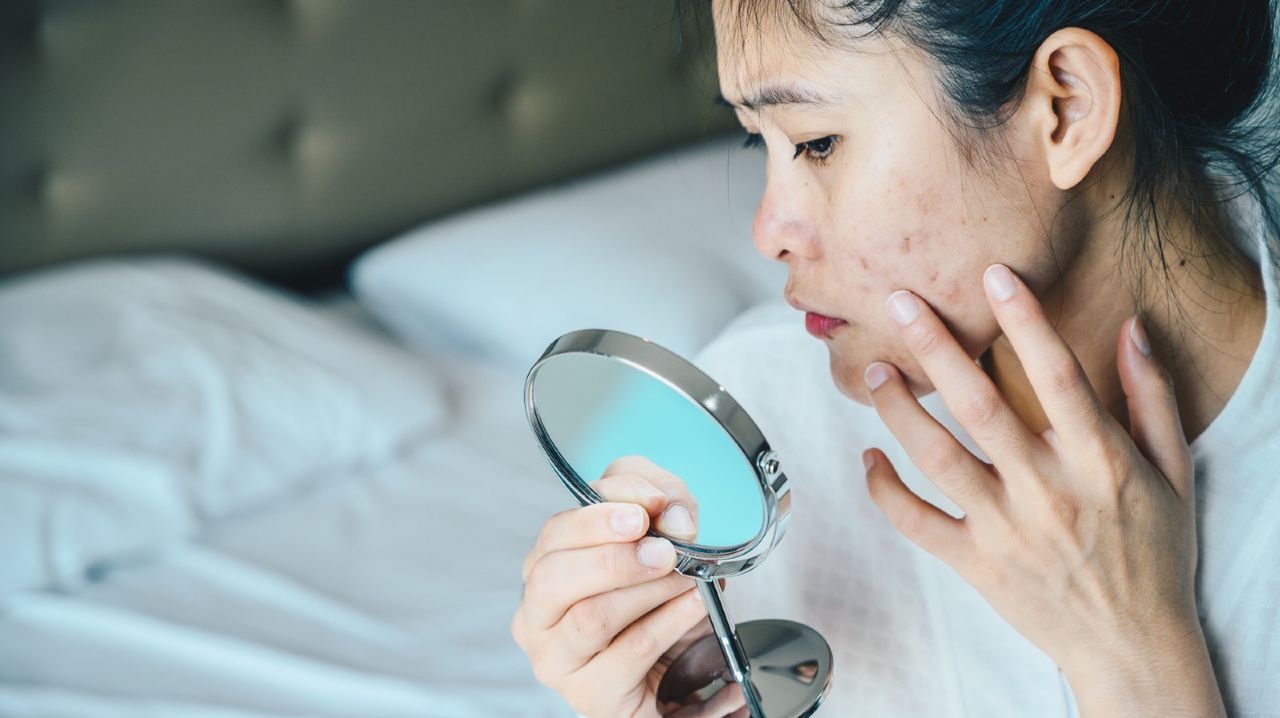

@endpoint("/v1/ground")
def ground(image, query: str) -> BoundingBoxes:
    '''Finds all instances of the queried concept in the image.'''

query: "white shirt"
[692,210,1279,716]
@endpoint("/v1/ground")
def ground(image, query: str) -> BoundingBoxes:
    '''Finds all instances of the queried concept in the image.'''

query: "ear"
[1019,27,1122,190]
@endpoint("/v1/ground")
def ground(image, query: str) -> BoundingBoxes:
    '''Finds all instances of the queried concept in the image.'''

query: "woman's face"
[712,3,1082,405]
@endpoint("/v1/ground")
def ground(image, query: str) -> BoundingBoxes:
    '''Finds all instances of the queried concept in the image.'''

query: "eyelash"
[741,132,839,165]
[796,135,838,164]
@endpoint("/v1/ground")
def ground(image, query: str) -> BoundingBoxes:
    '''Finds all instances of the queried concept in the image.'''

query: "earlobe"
[1025,28,1122,190]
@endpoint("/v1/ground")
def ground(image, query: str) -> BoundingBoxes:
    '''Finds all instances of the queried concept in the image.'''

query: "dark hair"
[688,0,1280,321]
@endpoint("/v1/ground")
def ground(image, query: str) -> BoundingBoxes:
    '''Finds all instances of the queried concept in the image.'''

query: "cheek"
[829,179,986,321]
[822,185,1008,399]
[816,115,1058,397]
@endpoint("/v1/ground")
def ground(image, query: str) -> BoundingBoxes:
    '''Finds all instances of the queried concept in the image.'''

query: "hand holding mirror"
[524,329,834,717]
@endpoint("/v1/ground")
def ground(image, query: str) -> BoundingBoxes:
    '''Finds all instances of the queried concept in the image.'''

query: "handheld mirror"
[525,329,833,717]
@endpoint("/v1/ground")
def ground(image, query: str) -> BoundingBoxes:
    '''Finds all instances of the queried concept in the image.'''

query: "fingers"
[981,264,1113,446]
[601,455,700,541]
[522,501,650,581]
[551,572,696,671]
[862,447,971,568]
[524,536,678,629]
[864,360,1001,515]
[576,586,709,696]
[589,472,672,516]
[1116,315,1193,496]
[883,289,1037,466]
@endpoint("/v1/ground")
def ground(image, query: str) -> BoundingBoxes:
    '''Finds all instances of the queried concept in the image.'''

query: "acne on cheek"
[917,268,965,305]
[891,233,957,297]
[939,281,964,304]
[846,246,952,302]
[925,272,966,305]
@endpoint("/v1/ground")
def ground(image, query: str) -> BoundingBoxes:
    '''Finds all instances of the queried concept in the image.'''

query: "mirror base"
[657,619,832,718]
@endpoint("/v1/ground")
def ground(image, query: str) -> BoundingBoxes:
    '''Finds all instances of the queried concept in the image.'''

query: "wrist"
[1060,616,1225,718]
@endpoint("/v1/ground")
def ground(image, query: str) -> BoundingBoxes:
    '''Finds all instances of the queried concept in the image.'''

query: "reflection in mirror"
[532,351,766,549]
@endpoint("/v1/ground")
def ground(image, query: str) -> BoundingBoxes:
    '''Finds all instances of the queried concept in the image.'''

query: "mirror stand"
[659,579,831,718]
[697,578,766,716]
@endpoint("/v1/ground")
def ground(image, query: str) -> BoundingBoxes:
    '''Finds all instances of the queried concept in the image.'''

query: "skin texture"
[712,4,1264,442]
[711,1,1267,716]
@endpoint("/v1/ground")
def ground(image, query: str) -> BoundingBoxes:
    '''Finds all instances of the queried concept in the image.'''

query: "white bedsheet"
[0,297,580,718]
[0,261,452,599]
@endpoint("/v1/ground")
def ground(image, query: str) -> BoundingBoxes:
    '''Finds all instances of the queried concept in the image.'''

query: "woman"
[512,1,1279,716]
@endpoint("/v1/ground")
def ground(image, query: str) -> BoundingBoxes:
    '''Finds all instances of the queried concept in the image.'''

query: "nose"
[751,173,820,264]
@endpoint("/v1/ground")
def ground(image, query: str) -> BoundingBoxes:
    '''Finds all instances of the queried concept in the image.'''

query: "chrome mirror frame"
[523,328,792,581]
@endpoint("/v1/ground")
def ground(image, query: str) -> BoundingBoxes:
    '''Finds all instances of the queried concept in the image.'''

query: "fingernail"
[687,588,705,609]
[1129,316,1151,357]
[862,450,876,471]
[886,290,920,326]
[658,504,695,537]
[865,362,891,390]
[637,537,675,569]
[984,264,1016,302]
[610,505,644,536]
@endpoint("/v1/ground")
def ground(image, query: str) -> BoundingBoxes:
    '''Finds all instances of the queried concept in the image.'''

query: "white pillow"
[349,136,784,367]
[0,257,449,595]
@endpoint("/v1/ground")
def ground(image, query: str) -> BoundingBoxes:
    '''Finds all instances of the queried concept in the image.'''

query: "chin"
[827,352,875,406]
[826,348,937,406]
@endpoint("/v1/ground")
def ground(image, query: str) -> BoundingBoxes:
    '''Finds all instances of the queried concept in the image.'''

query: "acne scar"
[927,270,939,284]
[900,236,912,254]
[858,256,869,270]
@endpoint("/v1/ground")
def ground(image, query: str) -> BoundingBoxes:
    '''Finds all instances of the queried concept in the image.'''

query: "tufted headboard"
[0,0,734,288]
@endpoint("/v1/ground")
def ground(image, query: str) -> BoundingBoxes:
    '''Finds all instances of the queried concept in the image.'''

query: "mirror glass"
[532,351,766,549]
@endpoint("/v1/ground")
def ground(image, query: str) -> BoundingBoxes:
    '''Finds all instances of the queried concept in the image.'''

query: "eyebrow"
[713,84,831,110]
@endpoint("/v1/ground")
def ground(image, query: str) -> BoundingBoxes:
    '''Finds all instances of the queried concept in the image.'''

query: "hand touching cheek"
[861,264,1224,718]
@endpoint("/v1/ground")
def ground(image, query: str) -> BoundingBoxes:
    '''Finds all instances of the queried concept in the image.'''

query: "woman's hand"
[512,455,733,718]
[861,263,1225,717]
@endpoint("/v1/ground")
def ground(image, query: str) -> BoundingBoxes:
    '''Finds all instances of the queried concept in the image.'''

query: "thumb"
[1116,315,1193,497]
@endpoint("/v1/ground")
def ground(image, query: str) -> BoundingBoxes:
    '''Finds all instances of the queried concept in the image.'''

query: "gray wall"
[0,1,735,287]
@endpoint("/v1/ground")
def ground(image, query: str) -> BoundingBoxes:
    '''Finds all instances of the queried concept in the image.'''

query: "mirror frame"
[524,329,792,581]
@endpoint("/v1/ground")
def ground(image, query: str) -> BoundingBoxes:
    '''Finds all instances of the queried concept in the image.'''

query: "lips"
[804,311,847,338]
[787,291,848,339]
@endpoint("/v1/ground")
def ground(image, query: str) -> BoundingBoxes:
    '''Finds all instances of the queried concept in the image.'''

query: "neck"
[982,197,1267,444]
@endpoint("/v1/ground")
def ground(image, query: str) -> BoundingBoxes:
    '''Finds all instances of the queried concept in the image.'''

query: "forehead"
[710,0,827,98]
[710,0,908,109]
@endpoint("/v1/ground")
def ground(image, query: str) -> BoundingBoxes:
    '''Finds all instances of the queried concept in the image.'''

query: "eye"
[793,135,839,164]
[742,132,764,149]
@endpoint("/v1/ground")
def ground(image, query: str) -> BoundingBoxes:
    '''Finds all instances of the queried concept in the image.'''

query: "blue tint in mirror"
[531,351,766,549]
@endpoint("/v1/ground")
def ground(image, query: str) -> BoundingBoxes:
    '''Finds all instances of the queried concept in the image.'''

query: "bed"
[0,2,791,716]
